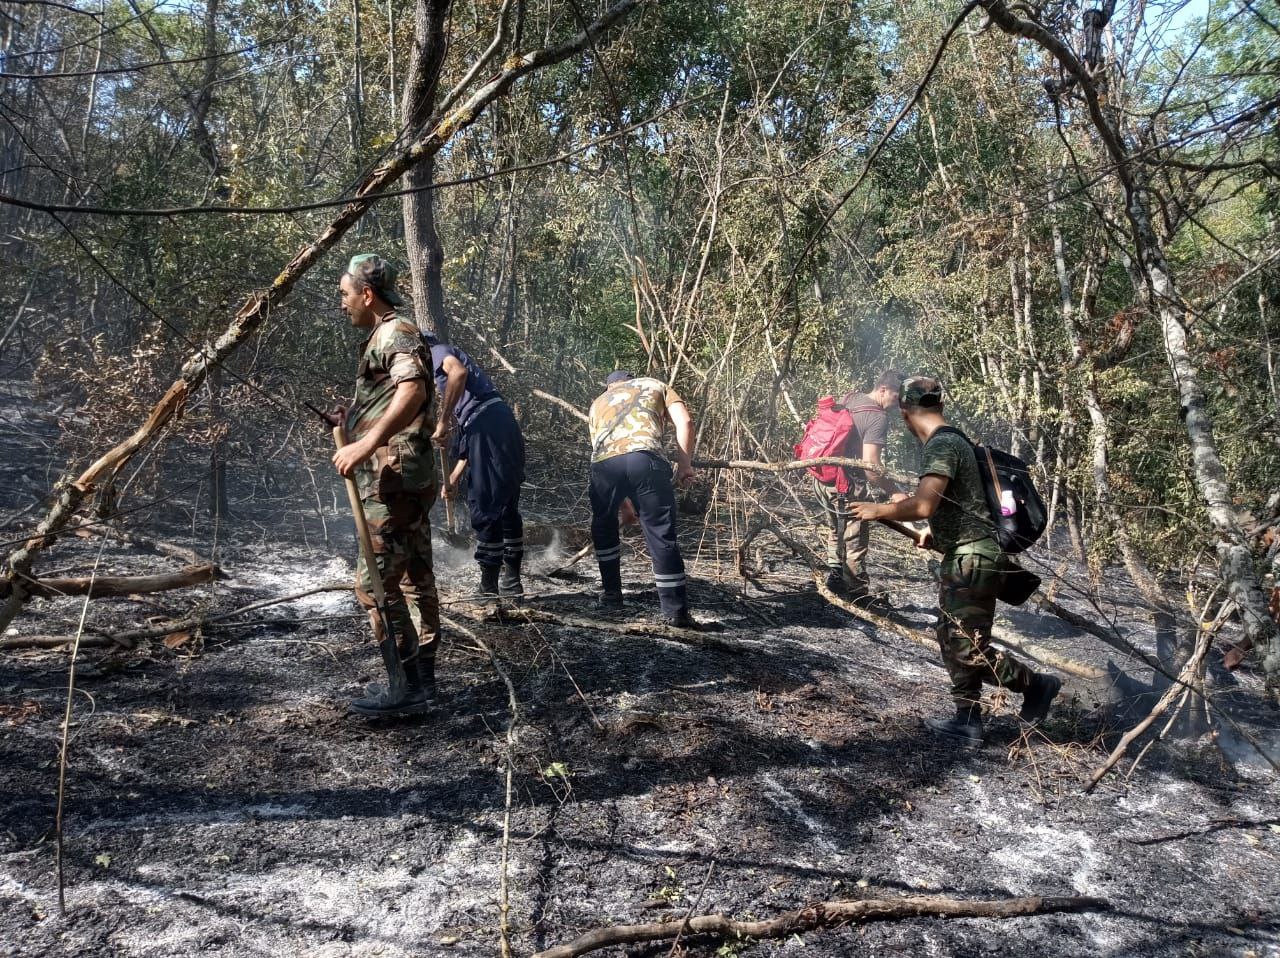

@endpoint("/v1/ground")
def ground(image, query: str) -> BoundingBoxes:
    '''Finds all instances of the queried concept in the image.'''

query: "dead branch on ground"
[457,601,750,655]
[533,893,1109,958]
[0,582,350,650]
[3,563,219,599]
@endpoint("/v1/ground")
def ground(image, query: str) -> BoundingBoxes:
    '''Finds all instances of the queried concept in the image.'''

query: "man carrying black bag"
[850,376,1062,748]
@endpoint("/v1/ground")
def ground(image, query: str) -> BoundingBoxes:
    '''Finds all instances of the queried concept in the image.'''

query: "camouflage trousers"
[354,489,441,664]
[936,540,1034,708]
[815,480,871,591]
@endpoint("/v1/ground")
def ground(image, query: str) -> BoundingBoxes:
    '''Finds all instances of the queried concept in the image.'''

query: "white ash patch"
[988,825,1102,896]
[231,556,354,615]
[760,773,841,856]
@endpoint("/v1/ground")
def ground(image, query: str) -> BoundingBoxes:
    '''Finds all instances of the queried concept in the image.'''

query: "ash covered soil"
[2,394,1279,958]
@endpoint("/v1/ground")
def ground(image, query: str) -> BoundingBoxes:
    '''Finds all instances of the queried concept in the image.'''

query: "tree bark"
[400,0,453,337]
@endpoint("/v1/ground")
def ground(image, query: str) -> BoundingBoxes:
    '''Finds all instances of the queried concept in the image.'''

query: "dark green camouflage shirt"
[919,428,994,554]
[345,312,436,500]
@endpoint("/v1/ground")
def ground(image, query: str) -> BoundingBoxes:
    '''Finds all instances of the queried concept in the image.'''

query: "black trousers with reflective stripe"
[464,401,525,568]
[589,451,686,612]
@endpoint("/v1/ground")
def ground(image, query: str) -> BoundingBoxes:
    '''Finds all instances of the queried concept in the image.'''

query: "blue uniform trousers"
[464,401,525,568]
[589,450,687,616]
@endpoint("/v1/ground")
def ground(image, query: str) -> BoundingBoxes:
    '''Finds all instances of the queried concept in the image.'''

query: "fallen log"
[3,564,218,599]
[533,893,1109,958]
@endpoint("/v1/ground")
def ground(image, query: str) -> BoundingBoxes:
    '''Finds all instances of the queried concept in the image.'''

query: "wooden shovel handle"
[333,426,388,609]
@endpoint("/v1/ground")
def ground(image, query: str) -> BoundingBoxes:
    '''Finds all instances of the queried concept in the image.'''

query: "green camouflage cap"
[899,375,943,408]
[347,253,404,307]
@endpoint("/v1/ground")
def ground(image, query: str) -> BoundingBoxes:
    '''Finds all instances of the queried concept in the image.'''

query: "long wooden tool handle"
[333,426,388,609]
[437,447,456,533]
[878,517,936,551]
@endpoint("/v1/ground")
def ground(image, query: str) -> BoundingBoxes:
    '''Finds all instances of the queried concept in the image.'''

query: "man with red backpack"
[798,370,906,605]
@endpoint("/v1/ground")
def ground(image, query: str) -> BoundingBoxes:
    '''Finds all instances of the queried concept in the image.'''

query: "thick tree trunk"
[400,0,452,337]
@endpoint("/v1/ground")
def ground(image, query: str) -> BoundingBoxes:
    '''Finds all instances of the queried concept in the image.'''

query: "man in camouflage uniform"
[587,370,696,626]
[850,376,1061,747]
[332,253,441,717]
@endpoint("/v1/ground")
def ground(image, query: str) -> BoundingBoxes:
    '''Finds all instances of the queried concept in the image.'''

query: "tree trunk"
[400,0,452,337]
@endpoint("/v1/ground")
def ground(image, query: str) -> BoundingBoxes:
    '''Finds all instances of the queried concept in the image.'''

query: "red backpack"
[795,396,859,493]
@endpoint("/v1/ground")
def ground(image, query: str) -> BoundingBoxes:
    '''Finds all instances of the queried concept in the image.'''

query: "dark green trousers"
[936,539,1034,708]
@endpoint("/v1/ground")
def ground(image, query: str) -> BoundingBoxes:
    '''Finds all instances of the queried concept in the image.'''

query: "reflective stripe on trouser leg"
[590,456,631,593]
[655,571,688,616]
[474,539,504,567]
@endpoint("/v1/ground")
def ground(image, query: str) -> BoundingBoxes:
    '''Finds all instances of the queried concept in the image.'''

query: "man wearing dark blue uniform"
[429,337,526,596]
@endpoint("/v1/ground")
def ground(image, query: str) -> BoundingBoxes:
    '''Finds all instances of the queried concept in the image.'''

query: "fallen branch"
[0,582,351,650]
[110,532,201,565]
[5,563,218,599]
[459,601,749,655]
[533,893,1109,958]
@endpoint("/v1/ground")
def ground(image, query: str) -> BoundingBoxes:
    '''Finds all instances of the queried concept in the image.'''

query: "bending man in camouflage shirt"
[332,253,441,718]
[850,376,1061,747]
[587,370,696,626]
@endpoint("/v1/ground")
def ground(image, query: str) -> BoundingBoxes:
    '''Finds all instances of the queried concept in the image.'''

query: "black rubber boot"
[1020,673,1063,725]
[597,557,624,608]
[476,564,500,597]
[824,569,850,596]
[851,589,894,612]
[350,643,432,718]
[925,704,984,748]
[658,587,694,629]
[498,559,523,597]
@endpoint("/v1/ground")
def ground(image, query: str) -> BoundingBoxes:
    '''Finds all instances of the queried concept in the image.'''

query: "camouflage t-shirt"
[919,427,994,553]
[588,377,684,463]
[345,312,436,500]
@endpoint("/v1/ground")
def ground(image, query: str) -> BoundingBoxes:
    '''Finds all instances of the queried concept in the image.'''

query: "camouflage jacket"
[345,312,436,500]
[588,377,684,463]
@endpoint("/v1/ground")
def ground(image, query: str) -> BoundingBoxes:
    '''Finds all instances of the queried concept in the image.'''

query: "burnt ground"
[2,383,1280,958]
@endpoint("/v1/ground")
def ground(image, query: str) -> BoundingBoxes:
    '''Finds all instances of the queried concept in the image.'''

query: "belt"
[460,396,504,431]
